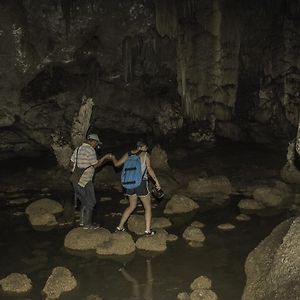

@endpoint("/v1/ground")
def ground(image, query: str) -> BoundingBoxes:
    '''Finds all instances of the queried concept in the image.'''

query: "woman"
[112,141,161,235]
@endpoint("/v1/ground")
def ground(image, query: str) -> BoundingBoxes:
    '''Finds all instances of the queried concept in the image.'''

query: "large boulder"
[242,217,300,300]
[28,212,58,227]
[187,176,232,197]
[25,198,63,215]
[164,195,199,214]
[96,232,135,256]
[150,145,170,170]
[128,215,171,235]
[183,226,206,242]
[64,227,111,251]
[0,273,32,294]
[43,267,77,299]
[135,230,169,252]
[190,276,212,290]
[253,186,290,208]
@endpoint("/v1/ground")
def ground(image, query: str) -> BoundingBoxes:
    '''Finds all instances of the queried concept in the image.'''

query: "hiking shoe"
[144,229,156,236]
[115,226,126,232]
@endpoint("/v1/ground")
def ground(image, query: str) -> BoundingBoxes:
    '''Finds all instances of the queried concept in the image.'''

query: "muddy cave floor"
[0,140,295,300]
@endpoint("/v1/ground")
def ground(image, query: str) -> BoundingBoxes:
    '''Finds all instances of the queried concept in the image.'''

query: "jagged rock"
[43,267,77,299]
[190,276,212,290]
[177,292,191,300]
[190,289,218,300]
[64,227,111,250]
[238,199,265,214]
[236,214,251,221]
[96,232,135,256]
[183,226,206,242]
[150,145,170,170]
[128,215,171,235]
[164,195,199,214]
[0,273,32,293]
[29,212,58,227]
[25,198,63,215]
[217,223,235,231]
[243,217,300,300]
[253,187,285,208]
[187,176,232,197]
[136,229,168,252]
[191,221,205,228]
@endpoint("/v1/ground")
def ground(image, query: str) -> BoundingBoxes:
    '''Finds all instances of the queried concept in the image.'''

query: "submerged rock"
[64,227,111,251]
[164,195,199,214]
[243,217,300,300]
[167,234,178,242]
[0,273,32,294]
[217,223,235,231]
[96,232,135,256]
[281,163,300,185]
[128,215,171,235]
[187,176,231,197]
[183,226,206,242]
[43,267,77,299]
[136,230,168,252]
[236,214,251,221]
[238,199,265,214]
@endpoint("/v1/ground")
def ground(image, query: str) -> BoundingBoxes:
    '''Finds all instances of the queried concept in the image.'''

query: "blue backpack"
[121,153,145,189]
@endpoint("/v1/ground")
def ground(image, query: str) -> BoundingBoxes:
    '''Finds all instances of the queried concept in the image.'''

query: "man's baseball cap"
[87,133,102,144]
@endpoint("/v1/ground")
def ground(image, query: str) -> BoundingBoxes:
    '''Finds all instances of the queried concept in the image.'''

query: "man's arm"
[93,153,112,168]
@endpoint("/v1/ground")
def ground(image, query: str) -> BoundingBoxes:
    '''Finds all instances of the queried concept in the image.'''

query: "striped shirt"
[71,143,98,187]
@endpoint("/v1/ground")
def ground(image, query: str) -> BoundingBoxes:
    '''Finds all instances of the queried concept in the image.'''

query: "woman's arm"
[94,153,112,168]
[112,153,128,168]
[145,155,161,189]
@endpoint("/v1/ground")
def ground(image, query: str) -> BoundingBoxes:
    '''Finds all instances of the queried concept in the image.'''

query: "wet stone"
[8,198,30,206]
[190,276,212,290]
[164,195,199,214]
[190,289,218,300]
[236,214,251,221]
[167,234,178,242]
[183,226,206,242]
[120,198,129,205]
[217,223,235,231]
[177,292,191,300]
[191,221,205,228]
[99,197,112,202]
[0,273,32,294]
[136,229,168,252]
[188,241,204,248]
[238,199,265,214]
[43,267,77,299]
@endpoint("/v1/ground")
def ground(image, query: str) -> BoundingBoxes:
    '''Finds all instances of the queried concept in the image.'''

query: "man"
[70,133,112,229]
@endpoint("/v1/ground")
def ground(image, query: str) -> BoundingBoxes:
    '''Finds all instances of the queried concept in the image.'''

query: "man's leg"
[83,182,98,229]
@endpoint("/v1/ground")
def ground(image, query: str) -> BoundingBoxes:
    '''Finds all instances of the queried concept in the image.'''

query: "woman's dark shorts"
[125,180,150,197]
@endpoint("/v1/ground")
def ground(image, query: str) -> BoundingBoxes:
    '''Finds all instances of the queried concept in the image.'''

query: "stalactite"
[60,0,74,37]
[154,0,178,39]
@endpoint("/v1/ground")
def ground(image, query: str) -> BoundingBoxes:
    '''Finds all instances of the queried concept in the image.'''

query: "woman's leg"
[118,195,138,229]
[140,194,152,232]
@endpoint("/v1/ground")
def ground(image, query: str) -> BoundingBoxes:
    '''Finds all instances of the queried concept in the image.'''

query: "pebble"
[190,221,205,228]
[99,197,112,202]
[217,223,235,231]
[236,214,251,221]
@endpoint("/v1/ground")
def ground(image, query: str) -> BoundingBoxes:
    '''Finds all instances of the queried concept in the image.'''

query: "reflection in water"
[119,259,153,300]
